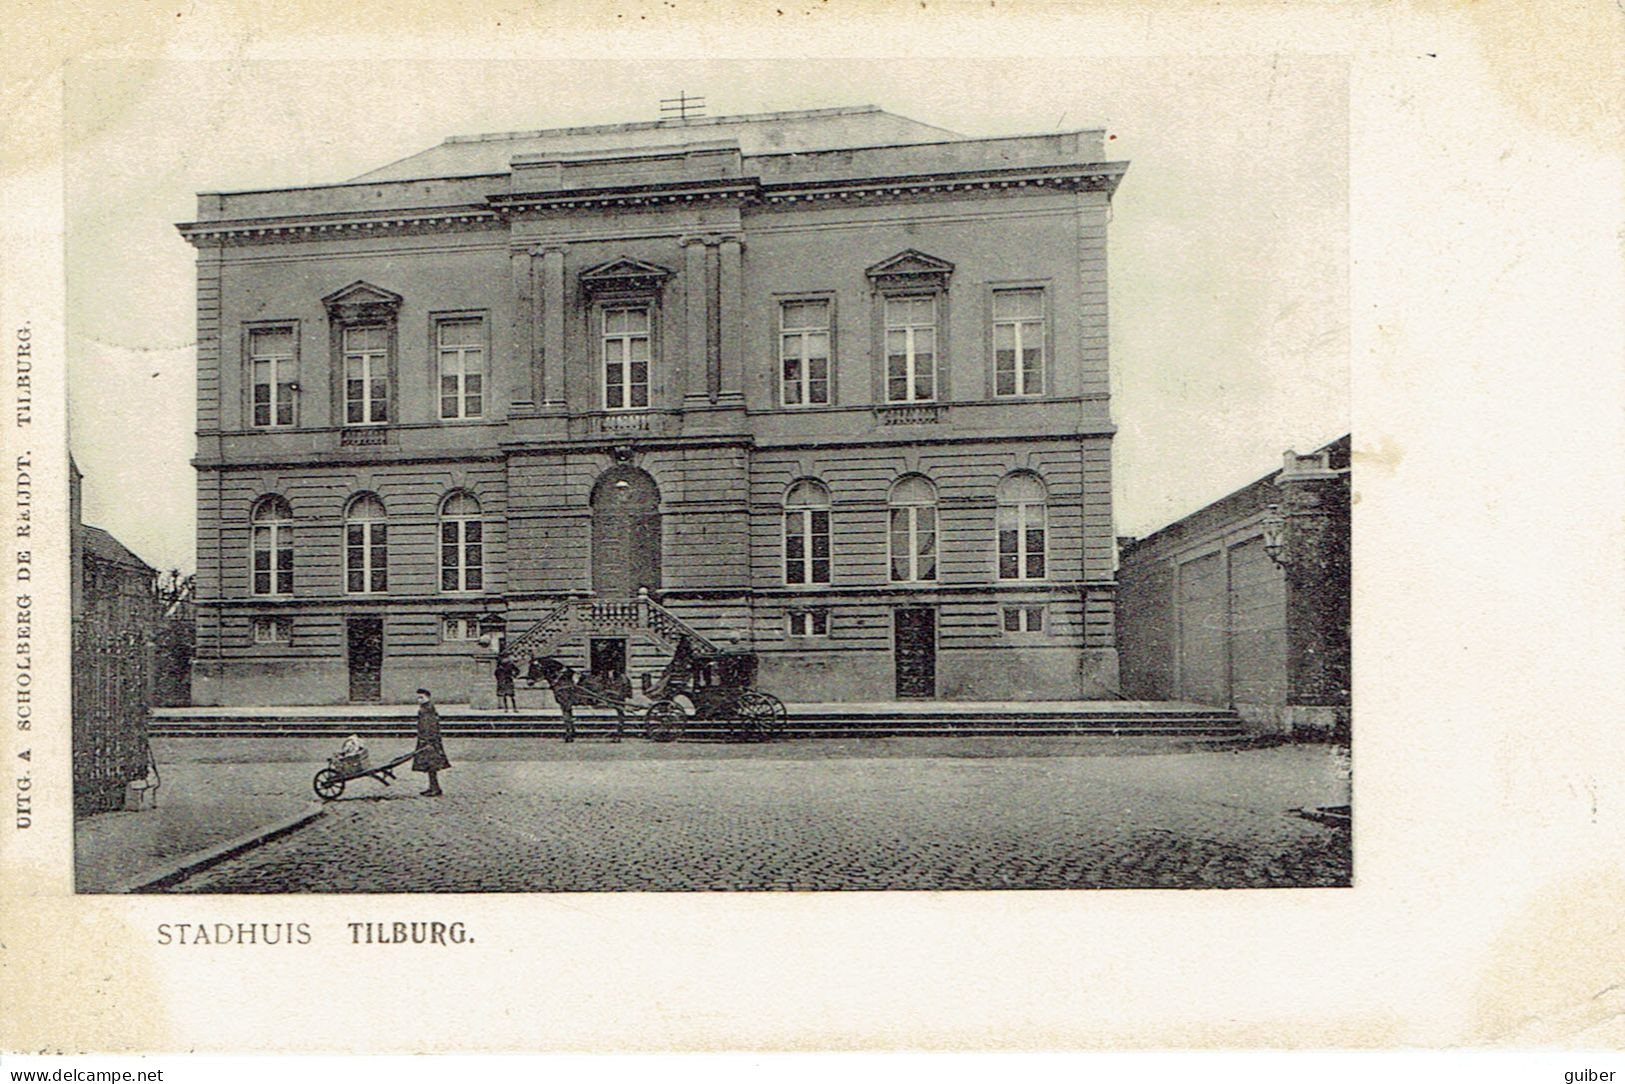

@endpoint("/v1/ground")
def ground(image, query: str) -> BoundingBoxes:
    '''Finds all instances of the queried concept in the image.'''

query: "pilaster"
[705,244,721,401]
[1276,450,1351,735]
[717,237,744,405]
[681,236,710,405]
[539,247,566,412]
[509,249,536,409]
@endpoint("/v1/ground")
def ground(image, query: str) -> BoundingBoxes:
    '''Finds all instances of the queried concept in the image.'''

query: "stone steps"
[151,704,1247,741]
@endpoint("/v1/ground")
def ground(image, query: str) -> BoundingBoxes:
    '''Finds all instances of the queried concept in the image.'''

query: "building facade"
[1116,437,1351,736]
[179,106,1128,705]
[71,459,162,814]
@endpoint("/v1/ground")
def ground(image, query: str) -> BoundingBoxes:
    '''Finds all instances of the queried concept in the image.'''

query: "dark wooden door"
[591,466,661,598]
[590,638,627,681]
[894,607,936,699]
[347,617,383,703]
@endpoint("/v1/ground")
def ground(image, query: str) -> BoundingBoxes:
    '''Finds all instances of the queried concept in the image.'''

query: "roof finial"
[659,91,706,121]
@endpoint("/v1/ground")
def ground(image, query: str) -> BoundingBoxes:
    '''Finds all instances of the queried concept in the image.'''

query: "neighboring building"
[177,106,1128,705]
[1116,436,1351,737]
[152,572,196,707]
[71,459,162,814]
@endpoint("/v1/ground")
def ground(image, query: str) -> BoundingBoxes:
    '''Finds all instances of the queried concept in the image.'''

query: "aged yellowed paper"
[2,0,1622,1055]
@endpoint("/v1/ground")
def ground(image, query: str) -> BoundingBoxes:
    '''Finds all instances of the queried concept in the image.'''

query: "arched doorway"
[590,465,661,598]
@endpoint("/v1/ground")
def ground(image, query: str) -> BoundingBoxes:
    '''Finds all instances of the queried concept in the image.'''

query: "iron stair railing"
[504,590,722,660]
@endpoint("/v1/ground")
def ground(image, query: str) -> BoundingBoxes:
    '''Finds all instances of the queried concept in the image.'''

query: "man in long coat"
[412,687,451,796]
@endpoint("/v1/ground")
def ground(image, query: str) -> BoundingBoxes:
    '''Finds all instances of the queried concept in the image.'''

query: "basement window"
[1001,606,1045,634]
[787,609,829,637]
[252,616,292,644]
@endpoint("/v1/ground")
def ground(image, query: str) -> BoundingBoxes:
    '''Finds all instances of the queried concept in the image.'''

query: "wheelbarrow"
[312,748,419,800]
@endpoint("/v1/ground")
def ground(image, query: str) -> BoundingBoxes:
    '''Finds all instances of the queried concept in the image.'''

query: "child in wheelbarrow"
[413,687,451,796]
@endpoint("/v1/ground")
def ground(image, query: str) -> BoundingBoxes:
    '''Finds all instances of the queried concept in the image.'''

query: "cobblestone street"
[154,739,1351,892]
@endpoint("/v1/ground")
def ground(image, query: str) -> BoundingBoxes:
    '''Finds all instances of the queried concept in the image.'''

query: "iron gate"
[72,615,152,816]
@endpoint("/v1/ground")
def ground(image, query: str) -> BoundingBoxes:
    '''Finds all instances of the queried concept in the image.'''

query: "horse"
[524,655,627,742]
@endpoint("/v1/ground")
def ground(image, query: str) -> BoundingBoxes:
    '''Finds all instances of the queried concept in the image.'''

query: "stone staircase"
[504,591,721,661]
[150,700,1247,741]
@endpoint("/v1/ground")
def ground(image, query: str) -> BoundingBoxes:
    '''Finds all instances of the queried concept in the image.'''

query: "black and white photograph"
[63,57,1350,895]
[4,0,1621,1066]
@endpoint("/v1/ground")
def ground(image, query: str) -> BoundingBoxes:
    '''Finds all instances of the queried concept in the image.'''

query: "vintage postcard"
[2,0,1620,1057]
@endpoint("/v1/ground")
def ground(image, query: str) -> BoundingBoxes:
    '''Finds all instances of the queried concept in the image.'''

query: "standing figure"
[412,687,451,796]
[494,654,518,712]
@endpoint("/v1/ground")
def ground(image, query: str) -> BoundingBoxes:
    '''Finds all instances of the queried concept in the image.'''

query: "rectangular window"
[603,306,651,410]
[889,506,937,582]
[440,519,483,592]
[249,327,297,428]
[1002,606,1045,633]
[787,610,829,637]
[252,525,293,595]
[442,616,480,642]
[993,289,1045,396]
[780,300,831,406]
[346,523,387,593]
[885,296,937,403]
[437,316,485,420]
[784,508,831,585]
[344,325,389,425]
[252,616,291,644]
[998,503,1047,580]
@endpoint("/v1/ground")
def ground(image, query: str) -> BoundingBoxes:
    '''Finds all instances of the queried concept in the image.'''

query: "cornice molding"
[176,162,1127,247]
[760,161,1128,204]
[490,177,757,215]
[176,207,502,246]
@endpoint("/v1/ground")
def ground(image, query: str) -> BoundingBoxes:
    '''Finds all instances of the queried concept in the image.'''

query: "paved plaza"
[139,737,1352,893]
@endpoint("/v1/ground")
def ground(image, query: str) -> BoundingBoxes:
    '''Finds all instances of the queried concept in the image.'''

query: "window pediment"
[580,257,673,297]
[865,249,954,292]
[321,281,404,322]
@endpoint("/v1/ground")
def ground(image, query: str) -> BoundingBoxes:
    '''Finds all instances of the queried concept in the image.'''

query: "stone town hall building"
[178,106,1128,705]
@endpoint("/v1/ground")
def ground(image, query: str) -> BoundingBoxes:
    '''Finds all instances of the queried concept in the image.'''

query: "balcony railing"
[567,411,676,439]
[874,403,947,426]
[340,427,390,446]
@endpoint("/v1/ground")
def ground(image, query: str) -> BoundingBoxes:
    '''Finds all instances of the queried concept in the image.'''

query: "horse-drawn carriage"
[522,636,787,743]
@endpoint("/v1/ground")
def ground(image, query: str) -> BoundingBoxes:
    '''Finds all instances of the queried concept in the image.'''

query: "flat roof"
[349,105,966,183]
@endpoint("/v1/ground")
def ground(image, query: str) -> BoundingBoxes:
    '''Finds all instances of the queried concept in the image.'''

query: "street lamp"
[1261,503,1290,567]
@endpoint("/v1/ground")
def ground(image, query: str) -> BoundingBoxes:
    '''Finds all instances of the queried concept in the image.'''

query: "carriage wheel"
[737,691,787,741]
[313,768,345,801]
[644,700,685,743]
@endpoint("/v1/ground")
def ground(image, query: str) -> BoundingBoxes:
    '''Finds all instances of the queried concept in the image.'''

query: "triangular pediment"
[321,280,404,315]
[865,249,955,281]
[580,257,674,282]
[579,256,674,296]
[865,249,954,290]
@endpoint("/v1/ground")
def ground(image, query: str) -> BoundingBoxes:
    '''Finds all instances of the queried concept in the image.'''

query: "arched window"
[439,492,483,593]
[345,493,387,594]
[997,473,1047,580]
[888,475,937,583]
[250,496,294,596]
[784,479,831,585]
